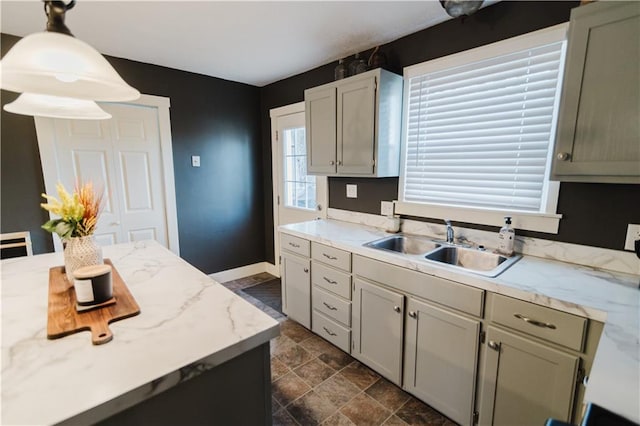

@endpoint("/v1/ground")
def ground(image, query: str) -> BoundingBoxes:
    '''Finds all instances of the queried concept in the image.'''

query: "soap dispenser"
[497,216,515,256]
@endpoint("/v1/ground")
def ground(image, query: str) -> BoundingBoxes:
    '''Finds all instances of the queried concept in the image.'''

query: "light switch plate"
[624,224,640,251]
[346,184,357,199]
[191,155,200,167]
[381,201,394,216]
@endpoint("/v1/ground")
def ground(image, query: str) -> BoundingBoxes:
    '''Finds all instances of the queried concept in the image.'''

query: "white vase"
[64,236,103,282]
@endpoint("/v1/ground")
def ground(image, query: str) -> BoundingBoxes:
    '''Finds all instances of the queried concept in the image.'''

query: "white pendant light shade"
[3,93,112,120]
[1,32,140,102]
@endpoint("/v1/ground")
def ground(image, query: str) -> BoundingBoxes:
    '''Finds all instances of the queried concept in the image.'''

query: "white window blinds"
[401,31,566,213]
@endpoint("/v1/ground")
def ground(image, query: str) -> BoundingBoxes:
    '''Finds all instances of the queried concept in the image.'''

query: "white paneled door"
[40,102,171,250]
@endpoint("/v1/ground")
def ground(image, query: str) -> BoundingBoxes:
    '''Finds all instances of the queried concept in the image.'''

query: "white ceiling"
[1,1,492,87]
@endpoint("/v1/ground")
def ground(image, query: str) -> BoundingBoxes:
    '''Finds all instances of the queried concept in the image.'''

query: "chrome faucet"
[445,219,454,243]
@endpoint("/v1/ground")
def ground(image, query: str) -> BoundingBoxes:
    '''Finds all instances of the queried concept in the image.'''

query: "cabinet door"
[553,2,640,182]
[478,327,579,426]
[337,76,376,175]
[404,298,480,426]
[352,278,404,385]
[305,86,337,174]
[281,252,311,328]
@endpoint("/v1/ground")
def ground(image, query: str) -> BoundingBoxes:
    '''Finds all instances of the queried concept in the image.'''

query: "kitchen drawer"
[312,242,351,272]
[281,234,310,257]
[313,286,351,326]
[312,310,351,353]
[353,255,484,317]
[312,261,351,300]
[489,294,587,352]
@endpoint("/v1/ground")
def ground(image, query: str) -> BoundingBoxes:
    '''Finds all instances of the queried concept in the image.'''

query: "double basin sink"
[363,234,521,277]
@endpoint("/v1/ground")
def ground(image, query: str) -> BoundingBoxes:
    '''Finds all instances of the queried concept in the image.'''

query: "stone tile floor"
[222,273,457,426]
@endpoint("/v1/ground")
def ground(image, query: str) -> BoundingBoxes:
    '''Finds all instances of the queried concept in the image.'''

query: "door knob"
[393,306,401,313]
[556,152,570,161]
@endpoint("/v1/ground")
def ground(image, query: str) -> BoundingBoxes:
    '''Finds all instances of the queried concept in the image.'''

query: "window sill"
[394,201,562,234]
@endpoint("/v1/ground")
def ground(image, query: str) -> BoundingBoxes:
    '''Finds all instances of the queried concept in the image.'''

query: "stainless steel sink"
[424,246,521,277]
[364,234,521,277]
[364,235,441,255]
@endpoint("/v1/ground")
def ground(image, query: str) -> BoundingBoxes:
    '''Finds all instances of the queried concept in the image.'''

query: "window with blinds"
[400,25,567,214]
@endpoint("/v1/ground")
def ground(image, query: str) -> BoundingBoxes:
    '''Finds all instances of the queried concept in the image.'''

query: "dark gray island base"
[93,343,272,426]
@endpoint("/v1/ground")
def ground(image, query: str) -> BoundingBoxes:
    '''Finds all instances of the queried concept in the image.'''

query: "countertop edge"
[56,324,280,426]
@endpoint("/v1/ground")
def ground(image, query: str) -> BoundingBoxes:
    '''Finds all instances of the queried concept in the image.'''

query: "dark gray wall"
[261,1,640,260]
[1,34,264,274]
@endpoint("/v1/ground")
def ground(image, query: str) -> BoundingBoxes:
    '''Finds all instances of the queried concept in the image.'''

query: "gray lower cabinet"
[552,1,640,183]
[281,251,311,329]
[404,297,480,426]
[351,277,404,385]
[478,326,579,426]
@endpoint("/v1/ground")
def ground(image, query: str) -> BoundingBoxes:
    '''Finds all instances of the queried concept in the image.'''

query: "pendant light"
[439,0,484,18]
[4,93,112,120]
[1,1,139,119]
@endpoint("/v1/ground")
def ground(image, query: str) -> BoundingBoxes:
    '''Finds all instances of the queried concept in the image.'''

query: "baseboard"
[209,262,279,283]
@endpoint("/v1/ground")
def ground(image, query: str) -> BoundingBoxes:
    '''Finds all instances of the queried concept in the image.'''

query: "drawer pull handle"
[303,268,309,273]
[323,277,337,285]
[323,302,338,311]
[288,242,300,248]
[393,306,401,313]
[323,326,337,336]
[488,340,501,351]
[322,253,338,260]
[408,311,417,318]
[514,313,557,330]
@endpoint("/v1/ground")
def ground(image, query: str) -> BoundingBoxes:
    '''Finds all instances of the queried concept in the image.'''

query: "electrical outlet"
[381,201,394,216]
[624,224,640,251]
[346,184,357,199]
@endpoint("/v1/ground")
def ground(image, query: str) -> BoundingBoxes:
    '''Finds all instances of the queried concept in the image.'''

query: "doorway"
[270,102,327,274]
[35,94,180,254]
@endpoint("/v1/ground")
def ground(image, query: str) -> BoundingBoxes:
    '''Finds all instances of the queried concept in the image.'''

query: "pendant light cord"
[44,0,76,36]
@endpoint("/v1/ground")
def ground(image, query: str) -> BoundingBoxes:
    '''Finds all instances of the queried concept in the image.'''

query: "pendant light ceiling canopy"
[1,0,139,119]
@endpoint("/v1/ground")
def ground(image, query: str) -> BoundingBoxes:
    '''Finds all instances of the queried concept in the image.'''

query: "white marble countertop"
[280,219,640,424]
[1,240,280,426]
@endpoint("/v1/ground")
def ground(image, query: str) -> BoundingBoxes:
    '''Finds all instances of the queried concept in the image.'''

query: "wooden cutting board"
[47,259,140,345]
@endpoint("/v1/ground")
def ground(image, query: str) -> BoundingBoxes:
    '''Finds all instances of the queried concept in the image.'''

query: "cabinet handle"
[303,268,309,273]
[408,311,417,318]
[330,160,335,165]
[393,306,401,313]
[488,340,501,351]
[514,313,556,330]
[323,302,338,311]
[337,160,342,166]
[556,152,570,161]
[323,326,337,336]
[323,276,337,285]
[322,253,338,260]
[288,242,300,248]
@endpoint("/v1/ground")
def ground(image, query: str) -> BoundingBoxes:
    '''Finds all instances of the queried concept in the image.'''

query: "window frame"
[396,23,569,234]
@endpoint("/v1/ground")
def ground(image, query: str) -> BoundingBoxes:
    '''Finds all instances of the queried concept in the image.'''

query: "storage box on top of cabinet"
[304,68,403,177]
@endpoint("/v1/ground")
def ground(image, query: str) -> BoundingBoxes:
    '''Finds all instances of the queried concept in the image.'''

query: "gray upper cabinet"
[552,1,640,183]
[305,68,403,177]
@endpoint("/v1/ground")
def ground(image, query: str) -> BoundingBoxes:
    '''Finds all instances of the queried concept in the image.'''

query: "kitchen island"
[1,240,280,425]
